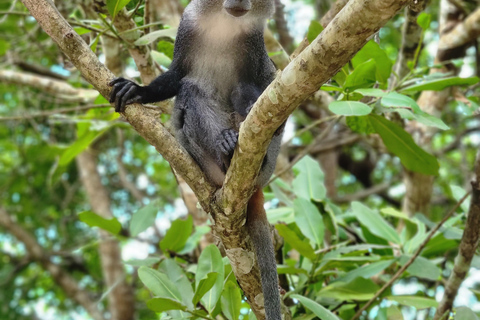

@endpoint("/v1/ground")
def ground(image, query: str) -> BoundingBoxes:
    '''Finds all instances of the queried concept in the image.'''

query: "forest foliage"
[1,0,480,319]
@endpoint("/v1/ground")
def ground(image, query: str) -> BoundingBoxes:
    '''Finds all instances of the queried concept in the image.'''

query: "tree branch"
[0,69,97,102]
[433,151,480,319]
[352,191,471,320]
[20,0,412,318]
[438,7,480,52]
[19,0,215,205]
[222,0,411,216]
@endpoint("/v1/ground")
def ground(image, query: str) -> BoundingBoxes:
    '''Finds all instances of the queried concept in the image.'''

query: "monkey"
[108,0,283,318]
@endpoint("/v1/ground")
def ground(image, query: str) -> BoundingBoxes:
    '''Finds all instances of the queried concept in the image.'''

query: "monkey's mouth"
[225,7,249,17]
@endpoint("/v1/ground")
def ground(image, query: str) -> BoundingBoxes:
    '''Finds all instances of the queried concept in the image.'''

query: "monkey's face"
[222,0,274,19]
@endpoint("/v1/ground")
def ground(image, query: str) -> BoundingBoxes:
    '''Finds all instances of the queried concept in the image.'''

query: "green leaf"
[381,92,449,130]
[106,0,132,18]
[150,50,172,68]
[157,40,174,59]
[381,207,411,221]
[307,20,323,43]
[329,101,372,116]
[294,198,325,247]
[386,295,437,309]
[337,260,395,283]
[78,211,122,235]
[89,33,101,52]
[134,28,178,46]
[178,225,211,255]
[160,216,193,253]
[73,27,91,35]
[354,88,387,97]
[59,128,109,166]
[291,295,340,320]
[138,266,182,301]
[275,224,316,260]
[455,307,479,320]
[129,200,159,237]
[346,116,376,134]
[195,244,224,313]
[321,84,343,92]
[450,185,471,213]
[400,255,440,281]
[318,278,379,301]
[368,114,439,175]
[159,259,195,309]
[124,257,161,267]
[344,59,377,91]
[381,92,421,112]
[146,297,187,313]
[0,38,11,56]
[352,202,400,244]
[193,272,218,305]
[267,207,295,224]
[292,156,326,201]
[221,282,242,320]
[417,13,431,30]
[401,76,479,93]
[352,41,393,86]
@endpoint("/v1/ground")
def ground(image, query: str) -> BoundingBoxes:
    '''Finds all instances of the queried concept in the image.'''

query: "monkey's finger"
[224,131,238,151]
[219,141,230,155]
[114,83,134,112]
[118,86,138,112]
[109,82,126,103]
[126,95,142,105]
[108,77,125,87]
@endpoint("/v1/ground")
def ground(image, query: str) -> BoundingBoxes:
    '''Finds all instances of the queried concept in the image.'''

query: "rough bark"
[391,1,429,88]
[433,151,480,319]
[149,0,183,28]
[0,209,106,320]
[0,69,97,102]
[20,0,411,317]
[273,0,294,53]
[76,151,135,320]
[320,0,349,27]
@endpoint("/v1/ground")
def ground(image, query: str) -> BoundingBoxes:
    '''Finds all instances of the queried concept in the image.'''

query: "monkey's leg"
[173,81,236,186]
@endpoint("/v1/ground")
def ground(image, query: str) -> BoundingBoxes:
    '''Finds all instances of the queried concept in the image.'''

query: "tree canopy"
[0,0,480,319]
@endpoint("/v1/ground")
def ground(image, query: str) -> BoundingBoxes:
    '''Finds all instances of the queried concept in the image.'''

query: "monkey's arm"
[109,69,183,112]
[109,20,193,112]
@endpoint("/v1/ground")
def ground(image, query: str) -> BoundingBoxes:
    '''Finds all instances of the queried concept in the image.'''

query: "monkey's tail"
[246,188,282,320]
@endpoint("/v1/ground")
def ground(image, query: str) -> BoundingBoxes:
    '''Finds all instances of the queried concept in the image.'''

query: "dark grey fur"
[109,0,283,318]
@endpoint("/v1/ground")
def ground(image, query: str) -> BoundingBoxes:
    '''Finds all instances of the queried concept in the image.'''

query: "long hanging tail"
[246,189,282,320]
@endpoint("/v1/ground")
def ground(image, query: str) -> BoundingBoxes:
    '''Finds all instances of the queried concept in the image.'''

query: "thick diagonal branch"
[222,0,411,216]
[19,0,214,205]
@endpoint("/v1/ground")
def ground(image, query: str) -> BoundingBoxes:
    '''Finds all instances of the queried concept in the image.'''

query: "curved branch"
[19,0,215,205]
[222,0,411,216]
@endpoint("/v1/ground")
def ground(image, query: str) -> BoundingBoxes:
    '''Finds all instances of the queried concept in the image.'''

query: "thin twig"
[282,115,339,147]
[268,116,341,185]
[351,191,471,320]
[0,104,110,120]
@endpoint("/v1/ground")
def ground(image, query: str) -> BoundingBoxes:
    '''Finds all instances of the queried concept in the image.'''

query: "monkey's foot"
[217,129,238,156]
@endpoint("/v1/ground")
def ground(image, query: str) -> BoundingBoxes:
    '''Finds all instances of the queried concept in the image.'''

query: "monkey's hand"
[217,129,238,156]
[108,78,145,112]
